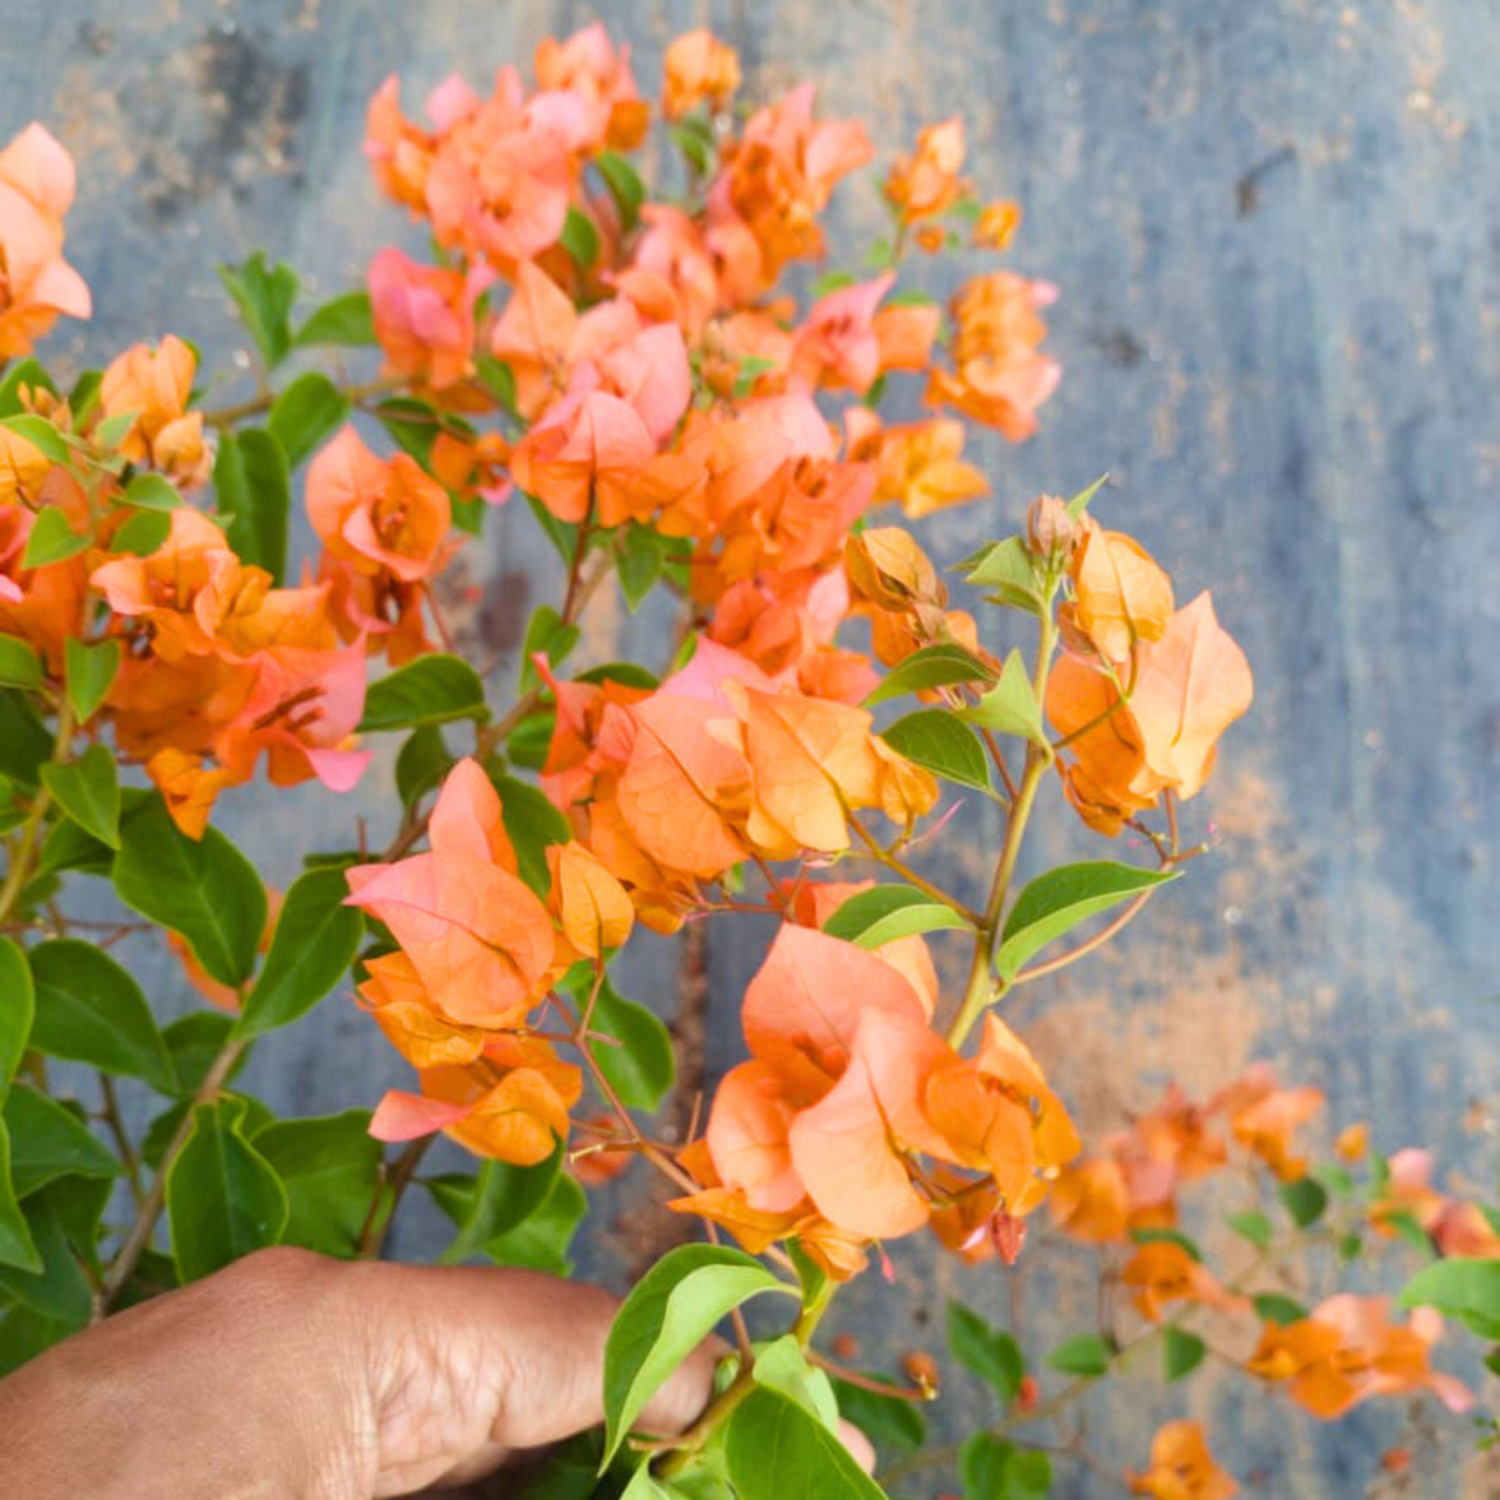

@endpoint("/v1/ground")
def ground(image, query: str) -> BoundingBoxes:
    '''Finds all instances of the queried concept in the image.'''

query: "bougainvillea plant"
[0,24,1494,1498]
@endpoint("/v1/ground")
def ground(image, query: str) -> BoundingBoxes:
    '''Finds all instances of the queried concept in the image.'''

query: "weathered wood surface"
[5,0,1500,1492]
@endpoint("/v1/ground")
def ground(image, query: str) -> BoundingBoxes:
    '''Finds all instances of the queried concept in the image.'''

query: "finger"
[837,1419,877,1475]
[340,1261,719,1496]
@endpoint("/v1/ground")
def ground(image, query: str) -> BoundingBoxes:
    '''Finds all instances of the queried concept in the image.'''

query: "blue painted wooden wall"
[4,1,1498,1493]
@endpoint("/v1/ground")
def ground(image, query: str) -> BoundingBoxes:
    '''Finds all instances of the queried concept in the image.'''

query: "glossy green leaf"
[219,252,299,367]
[295,291,375,348]
[1398,1258,1500,1339]
[492,771,571,895]
[617,523,666,611]
[41,743,120,849]
[215,428,291,583]
[959,1433,1051,1500]
[63,637,120,724]
[830,1375,926,1451]
[483,1172,587,1275]
[0,1121,40,1272]
[520,605,581,692]
[26,940,176,1092]
[724,1386,885,1500]
[995,862,1179,980]
[4,1084,119,1198]
[823,884,972,947]
[0,1182,92,1322]
[360,653,488,731]
[1279,1175,1328,1229]
[2,414,73,465]
[0,689,51,788]
[109,507,173,556]
[584,978,674,1113]
[22,506,89,567]
[602,1244,795,1468]
[432,1144,565,1267]
[961,650,1045,743]
[113,793,267,988]
[560,206,600,269]
[1065,474,1109,519]
[162,1011,243,1097]
[751,1334,841,1428]
[956,537,1043,614]
[395,725,452,808]
[1163,1326,1206,1382]
[947,1302,1024,1400]
[597,150,646,230]
[166,1097,289,1282]
[882,709,990,790]
[268,372,350,468]
[1253,1293,1308,1326]
[376,396,444,464]
[234,867,364,1040]
[1043,1333,1110,1377]
[0,634,42,690]
[0,938,33,1100]
[122,472,182,511]
[0,360,57,415]
[252,1112,380,1257]
[1226,1209,1272,1249]
[865,643,994,706]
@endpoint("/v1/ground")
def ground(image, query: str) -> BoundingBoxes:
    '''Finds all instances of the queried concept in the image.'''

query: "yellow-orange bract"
[1129,1422,1237,1500]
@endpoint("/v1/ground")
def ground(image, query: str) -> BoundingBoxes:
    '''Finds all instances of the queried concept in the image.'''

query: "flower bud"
[1024,493,1077,562]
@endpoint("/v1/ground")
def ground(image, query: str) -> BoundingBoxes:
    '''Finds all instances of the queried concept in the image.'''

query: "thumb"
[341,1259,718,1497]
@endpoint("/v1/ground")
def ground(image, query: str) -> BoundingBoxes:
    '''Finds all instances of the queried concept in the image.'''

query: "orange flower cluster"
[1129,1421,1237,1500]
[672,923,1080,1278]
[1045,517,1254,835]
[539,639,938,935]
[347,757,638,1165]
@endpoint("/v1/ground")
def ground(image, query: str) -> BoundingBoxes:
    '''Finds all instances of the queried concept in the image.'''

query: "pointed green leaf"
[959,1433,1051,1500]
[4,1084,120,1198]
[433,1145,564,1266]
[215,428,291,583]
[294,291,375,348]
[617,524,666,611]
[233,867,364,1039]
[1066,473,1109,518]
[251,1112,381,1257]
[1279,1175,1328,1228]
[113,793,267,988]
[865,643,994,706]
[395,725,452,808]
[22,506,89,568]
[218,252,299,367]
[1226,1209,1272,1248]
[1252,1293,1307,1326]
[63,637,120,724]
[483,1172,587,1275]
[0,1120,40,1272]
[41,743,120,849]
[830,1375,926,1451]
[603,1244,795,1468]
[725,1386,885,1500]
[1163,1326,1206,1382]
[962,650,1044,743]
[0,1181,92,1320]
[597,151,646,230]
[750,1334,840,1428]
[519,605,581,692]
[996,862,1179,980]
[0,938,33,1100]
[957,537,1043,614]
[268,372,350,468]
[823,884,972,947]
[110,508,172,556]
[360,653,488,731]
[0,360,58,416]
[166,1097,288,1282]
[882,709,990,790]
[1398,1258,1500,1340]
[0,634,42,690]
[560,206,600,269]
[947,1302,1024,1400]
[1044,1333,1111,1377]
[2,414,73,465]
[491,771,571,895]
[122,472,182,511]
[582,978,674,1112]
[26,940,176,1092]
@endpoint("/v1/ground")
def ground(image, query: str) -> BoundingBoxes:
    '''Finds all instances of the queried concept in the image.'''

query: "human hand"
[0,1247,721,1498]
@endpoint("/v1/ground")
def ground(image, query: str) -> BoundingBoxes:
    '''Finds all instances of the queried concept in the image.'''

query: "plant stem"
[99,1037,246,1312]
[202,374,406,430]
[356,1135,434,1259]
[847,813,983,927]
[0,700,74,927]
[98,1072,143,1209]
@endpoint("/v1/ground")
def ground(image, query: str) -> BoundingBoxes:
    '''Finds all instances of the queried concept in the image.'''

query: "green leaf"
[68,370,101,424]
[962,650,1045,744]
[725,1386,886,1500]
[109,508,172,556]
[0,1120,40,1272]
[995,862,1179,980]
[215,428,291,583]
[525,492,580,564]
[433,1146,564,1265]
[947,1302,1024,1400]
[603,1244,795,1468]
[560,206,600,269]
[882,709,990,790]
[0,634,42,690]
[396,725,452,807]
[751,1334,840,1428]
[4,1084,120,1198]
[26,940,176,1092]
[1129,1226,1202,1262]
[0,1182,92,1322]
[1279,1175,1328,1228]
[1226,1208,1272,1249]
[41,743,120,849]
[251,1112,381,1257]
[520,605,581,692]
[830,1375,926,1451]
[166,1097,289,1282]
[1252,1293,1308,1326]
[617,523,666,611]
[1163,1326,1206,1382]
[21,506,89,568]
[295,291,376,348]
[583,978,675,1113]
[492,771,572,895]
[376,396,443,464]
[483,1172,587,1275]
[219,252,299,367]
[504,709,554,771]
[865,643,994,706]
[959,1433,1051,1500]
[360,654,488,732]
[268,372,351,469]
[597,150,646,230]
[0,938,33,1100]
[1065,474,1109,519]
[234,867,363,1040]
[823,884,972,947]
[162,1011,244,1097]
[0,359,58,415]
[122,472,182,511]
[1044,1333,1111,1377]
[0,689,51,788]
[113,792,267,988]
[1398,1258,1500,1340]
[94,411,138,450]
[670,116,716,175]
[63,637,120,724]
[957,537,1043,614]
[2,414,74,465]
